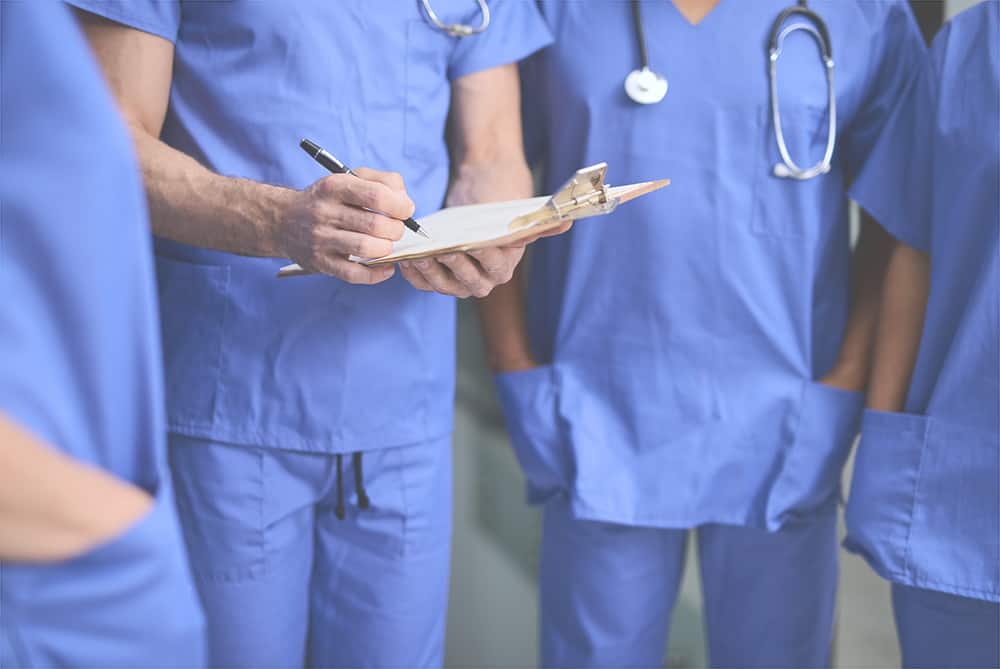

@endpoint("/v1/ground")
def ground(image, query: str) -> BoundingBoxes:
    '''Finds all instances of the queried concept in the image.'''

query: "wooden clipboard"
[277,163,669,277]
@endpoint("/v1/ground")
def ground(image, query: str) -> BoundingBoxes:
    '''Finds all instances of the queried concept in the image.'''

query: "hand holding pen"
[278,142,416,283]
[300,139,429,239]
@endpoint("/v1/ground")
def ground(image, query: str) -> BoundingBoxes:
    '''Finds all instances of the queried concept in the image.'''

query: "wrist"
[448,158,533,207]
[84,478,153,538]
[820,358,868,392]
[256,183,299,259]
[488,349,538,374]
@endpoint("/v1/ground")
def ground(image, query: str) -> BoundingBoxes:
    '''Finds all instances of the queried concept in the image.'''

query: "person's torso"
[153,1,495,451]
[528,0,900,382]
[0,1,164,489]
[510,0,917,528]
[905,2,999,433]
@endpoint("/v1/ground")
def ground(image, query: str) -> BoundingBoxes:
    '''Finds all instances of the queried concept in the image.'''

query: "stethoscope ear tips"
[625,67,668,105]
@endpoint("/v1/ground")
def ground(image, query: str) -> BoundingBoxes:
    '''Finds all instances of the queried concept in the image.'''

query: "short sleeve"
[849,16,946,253]
[842,1,927,183]
[448,0,553,81]
[63,0,181,44]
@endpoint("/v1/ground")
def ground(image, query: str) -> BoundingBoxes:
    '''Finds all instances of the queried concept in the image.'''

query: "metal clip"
[546,163,620,220]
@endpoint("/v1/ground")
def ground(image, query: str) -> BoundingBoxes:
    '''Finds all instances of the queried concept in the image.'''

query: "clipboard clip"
[545,163,618,220]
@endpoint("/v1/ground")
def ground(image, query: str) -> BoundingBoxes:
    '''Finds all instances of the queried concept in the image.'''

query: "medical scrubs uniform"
[499,2,926,666]
[0,3,205,667]
[845,3,1000,667]
[63,1,551,666]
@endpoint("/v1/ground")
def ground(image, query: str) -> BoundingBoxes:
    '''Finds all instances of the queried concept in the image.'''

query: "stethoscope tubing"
[626,0,837,181]
[419,0,490,37]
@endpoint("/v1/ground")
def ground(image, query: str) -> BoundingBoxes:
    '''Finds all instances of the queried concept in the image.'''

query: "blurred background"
[443,1,980,666]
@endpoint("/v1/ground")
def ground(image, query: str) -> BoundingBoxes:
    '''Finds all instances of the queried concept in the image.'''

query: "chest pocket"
[752,103,837,238]
[405,20,454,163]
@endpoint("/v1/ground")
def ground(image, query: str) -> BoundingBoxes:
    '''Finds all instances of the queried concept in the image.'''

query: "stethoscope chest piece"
[625,67,668,105]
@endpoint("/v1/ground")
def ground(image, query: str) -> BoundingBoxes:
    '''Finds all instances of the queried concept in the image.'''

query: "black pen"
[299,138,430,239]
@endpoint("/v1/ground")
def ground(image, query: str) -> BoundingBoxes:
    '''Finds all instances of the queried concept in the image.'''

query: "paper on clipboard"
[277,163,669,277]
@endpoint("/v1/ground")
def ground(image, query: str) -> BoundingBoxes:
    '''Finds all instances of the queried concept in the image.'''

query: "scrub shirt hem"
[63,1,178,44]
[567,496,834,532]
[166,422,454,456]
[842,541,1000,603]
[846,182,930,254]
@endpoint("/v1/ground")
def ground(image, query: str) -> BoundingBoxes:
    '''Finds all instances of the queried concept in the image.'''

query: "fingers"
[353,167,406,193]
[399,247,524,298]
[301,254,396,285]
[318,229,394,259]
[439,254,493,298]
[465,247,521,283]
[317,173,416,221]
[400,258,473,298]
[398,262,435,292]
[326,202,406,241]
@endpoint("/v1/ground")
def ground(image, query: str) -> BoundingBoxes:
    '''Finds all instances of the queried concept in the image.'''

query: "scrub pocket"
[752,105,833,239]
[765,380,863,529]
[495,364,571,504]
[155,255,230,433]
[847,411,999,601]
[1,482,206,668]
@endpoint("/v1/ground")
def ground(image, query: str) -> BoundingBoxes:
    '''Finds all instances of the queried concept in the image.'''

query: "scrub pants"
[540,498,839,669]
[168,434,452,669]
[892,583,1000,669]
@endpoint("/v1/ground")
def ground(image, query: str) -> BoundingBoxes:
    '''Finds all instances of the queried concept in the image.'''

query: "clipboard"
[277,163,669,278]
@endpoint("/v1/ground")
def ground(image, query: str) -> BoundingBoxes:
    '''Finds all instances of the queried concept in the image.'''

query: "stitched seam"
[396,445,412,559]
[209,268,233,431]
[258,447,267,578]
[900,419,932,577]
[165,421,453,455]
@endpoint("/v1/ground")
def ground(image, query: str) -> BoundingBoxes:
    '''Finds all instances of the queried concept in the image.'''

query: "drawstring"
[353,452,370,509]
[335,454,345,520]
[334,452,370,520]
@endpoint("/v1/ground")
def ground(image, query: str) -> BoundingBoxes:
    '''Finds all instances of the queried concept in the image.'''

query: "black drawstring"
[333,452,370,520]
[353,452,370,510]
[335,454,345,520]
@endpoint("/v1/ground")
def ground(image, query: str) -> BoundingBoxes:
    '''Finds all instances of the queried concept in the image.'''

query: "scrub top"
[66,0,552,454]
[0,3,204,666]
[500,1,926,530]
[845,0,999,603]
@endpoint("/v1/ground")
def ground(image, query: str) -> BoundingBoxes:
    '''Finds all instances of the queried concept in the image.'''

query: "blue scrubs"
[65,1,551,666]
[500,2,925,665]
[845,3,1000,666]
[0,3,205,667]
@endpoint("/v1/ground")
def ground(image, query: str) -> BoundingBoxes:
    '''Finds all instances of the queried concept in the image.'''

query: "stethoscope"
[419,0,490,37]
[626,0,837,181]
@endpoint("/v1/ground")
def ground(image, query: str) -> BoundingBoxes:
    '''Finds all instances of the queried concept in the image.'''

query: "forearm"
[460,160,537,361]
[74,9,291,258]
[478,265,536,371]
[0,415,152,562]
[447,116,537,370]
[130,126,292,257]
[866,243,930,411]
[824,213,894,389]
